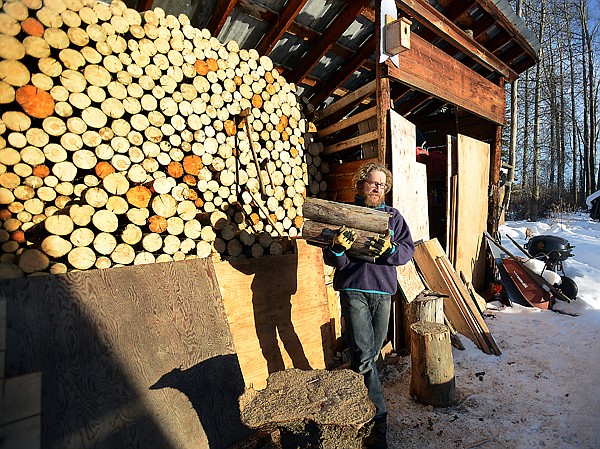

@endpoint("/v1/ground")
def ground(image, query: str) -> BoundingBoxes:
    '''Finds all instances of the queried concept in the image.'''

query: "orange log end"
[95,161,115,179]
[21,18,44,37]
[15,85,54,119]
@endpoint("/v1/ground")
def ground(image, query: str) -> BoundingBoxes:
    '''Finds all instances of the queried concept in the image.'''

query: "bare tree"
[502,0,524,216]
[530,1,546,221]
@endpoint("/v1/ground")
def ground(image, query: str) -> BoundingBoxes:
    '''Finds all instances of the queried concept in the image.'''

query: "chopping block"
[240,368,376,449]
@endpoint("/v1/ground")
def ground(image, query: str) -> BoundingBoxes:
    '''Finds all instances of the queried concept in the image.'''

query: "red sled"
[501,258,553,310]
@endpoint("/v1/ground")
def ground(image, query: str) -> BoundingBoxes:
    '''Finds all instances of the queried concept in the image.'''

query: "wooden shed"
[189,0,540,289]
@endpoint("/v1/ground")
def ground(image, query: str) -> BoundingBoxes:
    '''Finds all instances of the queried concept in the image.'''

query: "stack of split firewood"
[0,0,327,279]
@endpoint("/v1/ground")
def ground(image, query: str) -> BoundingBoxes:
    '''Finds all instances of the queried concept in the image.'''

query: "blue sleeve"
[377,209,414,266]
[323,245,352,270]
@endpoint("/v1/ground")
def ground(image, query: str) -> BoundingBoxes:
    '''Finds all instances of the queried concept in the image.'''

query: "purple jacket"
[323,197,414,295]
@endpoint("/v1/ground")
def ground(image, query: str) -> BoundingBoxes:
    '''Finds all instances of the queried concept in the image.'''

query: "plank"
[425,238,501,355]
[455,134,490,290]
[213,240,334,389]
[385,34,506,125]
[397,259,426,303]
[317,106,377,138]
[434,256,491,354]
[323,130,378,156]
[2,258,250,449]
[390,109,429,243]
[315,80,376,121]
[413,240,478,346]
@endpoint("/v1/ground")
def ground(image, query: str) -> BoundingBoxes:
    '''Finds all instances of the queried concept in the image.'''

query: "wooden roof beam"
[283,0,370,85]
[445,2,478,22]
[287,23,376,71]
[399,94,435,117]
[485,31,512,53]
[256,0,309,55]
[315,79,376,122]
[309,35,375,109]
[233,1,375,71]
[135,0,154,12]
[396,0,517,81]
[206,0,238,37]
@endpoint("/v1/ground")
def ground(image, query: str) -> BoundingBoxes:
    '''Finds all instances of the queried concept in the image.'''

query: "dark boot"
[365,413,387,449]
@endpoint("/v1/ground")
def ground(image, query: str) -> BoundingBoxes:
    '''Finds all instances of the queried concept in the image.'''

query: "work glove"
[369,230,394,258]
[331,225,356,253]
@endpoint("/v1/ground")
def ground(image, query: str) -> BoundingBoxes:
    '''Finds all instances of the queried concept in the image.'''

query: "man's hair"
[352,162,392,194]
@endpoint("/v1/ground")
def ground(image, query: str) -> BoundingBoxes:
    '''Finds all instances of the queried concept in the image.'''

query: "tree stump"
[409,321,457,407]
[402,290,444,354]
[240,368,375,449]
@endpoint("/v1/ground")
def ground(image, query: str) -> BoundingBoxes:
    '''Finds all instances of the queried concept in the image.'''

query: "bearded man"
[323,162,414,449]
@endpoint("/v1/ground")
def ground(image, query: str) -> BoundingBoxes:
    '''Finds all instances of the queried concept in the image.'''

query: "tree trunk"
[530,1,546,222]
[409,321,456,407]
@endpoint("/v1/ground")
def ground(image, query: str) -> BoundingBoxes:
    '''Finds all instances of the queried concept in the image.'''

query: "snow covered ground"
[383,212,600,449]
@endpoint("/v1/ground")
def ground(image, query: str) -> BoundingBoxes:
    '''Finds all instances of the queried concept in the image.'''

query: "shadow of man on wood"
[232,251,311,374]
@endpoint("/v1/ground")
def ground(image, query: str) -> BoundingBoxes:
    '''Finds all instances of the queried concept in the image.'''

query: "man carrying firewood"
[323,161,414,449]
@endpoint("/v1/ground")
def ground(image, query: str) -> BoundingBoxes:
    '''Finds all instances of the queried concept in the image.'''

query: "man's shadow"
[232,250,311,374]
[150,354,252,449]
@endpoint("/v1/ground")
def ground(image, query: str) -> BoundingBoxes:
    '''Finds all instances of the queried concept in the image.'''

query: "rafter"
[257,0,309,55]
[206,0,238,37]
[399,94,434,117]
[445,2,478,22]
[135,0,154,12]
[485,31,512,53]
[287,22,376,71]
[282,0,369,85]
[309,35,375,110]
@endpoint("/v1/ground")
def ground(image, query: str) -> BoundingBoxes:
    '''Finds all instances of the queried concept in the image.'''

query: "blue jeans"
[340,290,391,418]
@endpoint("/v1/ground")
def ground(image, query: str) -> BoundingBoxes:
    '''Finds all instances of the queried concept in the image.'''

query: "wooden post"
[376,0,392,166]
[402,290,445,353]
[409,321,457,407]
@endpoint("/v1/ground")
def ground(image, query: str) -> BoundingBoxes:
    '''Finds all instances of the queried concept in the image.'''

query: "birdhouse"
[385,16,412,56]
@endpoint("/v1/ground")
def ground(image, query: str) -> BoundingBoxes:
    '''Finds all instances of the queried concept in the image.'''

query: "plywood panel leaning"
[2,258,251,449]
[213,240,334,389]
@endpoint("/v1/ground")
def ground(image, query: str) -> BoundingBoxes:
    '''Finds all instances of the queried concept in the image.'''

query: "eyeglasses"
[364,180,386,190]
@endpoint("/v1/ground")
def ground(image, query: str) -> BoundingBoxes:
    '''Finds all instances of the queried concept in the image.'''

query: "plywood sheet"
[214,240,334,389]
[390,109,429,243]
[397,260,426,303]
[455,134,490,290]
[2,258,250,449]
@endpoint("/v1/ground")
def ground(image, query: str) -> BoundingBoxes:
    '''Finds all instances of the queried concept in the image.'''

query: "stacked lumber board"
[413,238,501,356]
[0,0,327,279]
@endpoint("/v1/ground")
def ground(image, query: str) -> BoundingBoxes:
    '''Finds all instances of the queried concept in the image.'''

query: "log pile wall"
[0,0,327,279]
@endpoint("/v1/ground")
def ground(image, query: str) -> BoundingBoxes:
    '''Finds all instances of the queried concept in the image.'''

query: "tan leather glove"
[369,230,394,258]
[331,225,356,253]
